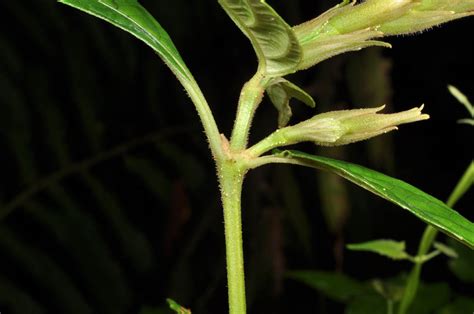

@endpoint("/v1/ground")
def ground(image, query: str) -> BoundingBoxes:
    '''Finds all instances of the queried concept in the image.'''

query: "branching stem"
[230,72,270,151]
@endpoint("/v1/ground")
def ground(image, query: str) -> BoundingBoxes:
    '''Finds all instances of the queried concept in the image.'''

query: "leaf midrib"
[96,0,191,81]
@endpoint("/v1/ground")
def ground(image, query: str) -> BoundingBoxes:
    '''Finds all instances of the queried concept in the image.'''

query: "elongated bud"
[319,0,414,36]
[293,0,474,70]
[294,0,413,43]
[379,11,474,35]
[282,105,429,146]
[295,29,391,71]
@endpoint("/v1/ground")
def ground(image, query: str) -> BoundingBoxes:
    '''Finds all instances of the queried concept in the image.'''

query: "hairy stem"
[388,300,394,314]
[247,128,292,157]
[181,78,225,160]
[230,73,269,151]
[218,159,247,314]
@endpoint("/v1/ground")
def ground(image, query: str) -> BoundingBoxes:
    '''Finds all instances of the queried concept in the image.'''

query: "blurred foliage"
[288,270,473,314]
[0,0,472,313]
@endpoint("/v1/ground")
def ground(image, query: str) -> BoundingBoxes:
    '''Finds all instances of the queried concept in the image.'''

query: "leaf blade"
[347,239,411,260]
[58,0,191,81]
[278,150,474,248]
[167,298,191,314]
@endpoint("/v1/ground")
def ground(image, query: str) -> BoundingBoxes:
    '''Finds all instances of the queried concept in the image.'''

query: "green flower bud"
[293,0,412,44]
[295,29,391,71]
[379,0,474,35]
[318,0,414,36]
[292,0,473,70]
[283,105,429,146]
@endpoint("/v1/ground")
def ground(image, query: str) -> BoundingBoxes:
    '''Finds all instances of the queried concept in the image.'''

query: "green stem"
[181,77,225,160]
[387,300,394,314]
[446,161,474,207]
[218,159,248,314]
[247,128,292,157]
[398,161,473,314]
[230,72,269,151]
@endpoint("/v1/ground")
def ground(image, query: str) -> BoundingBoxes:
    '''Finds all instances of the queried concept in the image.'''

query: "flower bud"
[282,105,429,146]
[293,0,413,43]
[320,0,414,36]
[292,0,474,70]
[378,0,474,35]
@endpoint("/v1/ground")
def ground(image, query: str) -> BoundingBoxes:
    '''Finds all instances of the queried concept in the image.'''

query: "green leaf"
[218,0,302,76]
[448,85,474,117]
[166,298,191,314]
[407,282,450,314]
[371,279,404,301]
[347,239,412,260]
[448,85,474,126]
[286,270,370,302]
[346,294,386,314]
[447,238,474,283]
[58,0,191,82]
[277,150,474,248]
[433,242,458,259]
[438,296,474,314]
[266,78,315,127]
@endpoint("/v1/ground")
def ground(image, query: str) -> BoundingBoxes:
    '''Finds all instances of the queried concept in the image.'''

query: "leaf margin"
[276,149,474,249]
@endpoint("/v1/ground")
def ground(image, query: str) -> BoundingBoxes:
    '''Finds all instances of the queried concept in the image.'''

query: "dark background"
[0,1,472,313]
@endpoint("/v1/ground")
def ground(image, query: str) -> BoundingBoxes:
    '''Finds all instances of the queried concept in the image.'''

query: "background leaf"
[438,296,474,314]
[407,282,451,314]
[167,298,192,314]
[347,239,411,260]
[286,270,370,302]
[433,241,458,259]
[447,238,474,283]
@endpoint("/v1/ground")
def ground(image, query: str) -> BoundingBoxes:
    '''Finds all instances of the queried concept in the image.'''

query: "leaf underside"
[266,78,315,127]
[278,150,474,249]
[218,0,302,76]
